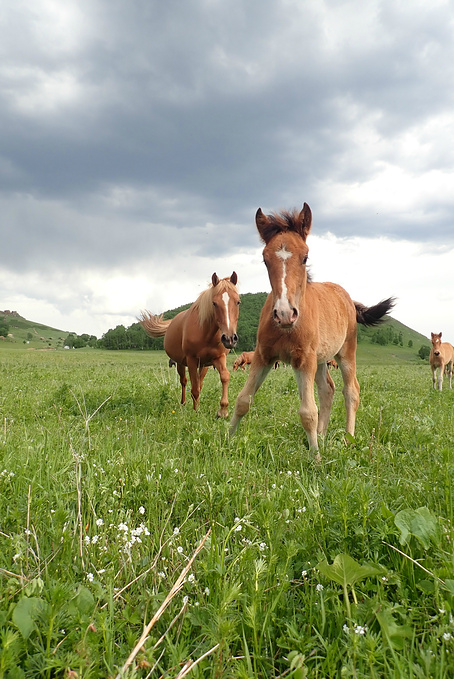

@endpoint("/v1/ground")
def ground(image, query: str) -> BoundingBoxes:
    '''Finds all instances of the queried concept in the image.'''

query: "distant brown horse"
[327,359,338,370]
[229,203,395,458]
[429,332,454,390]
[140,273,240,418]
[233,351,255,371]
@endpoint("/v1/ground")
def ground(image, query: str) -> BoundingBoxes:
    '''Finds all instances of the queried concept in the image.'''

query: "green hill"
[1,298,432,364]
[0,311,69,350]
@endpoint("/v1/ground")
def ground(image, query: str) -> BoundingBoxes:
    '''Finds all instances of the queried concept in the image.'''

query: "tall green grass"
[0,348,453,678]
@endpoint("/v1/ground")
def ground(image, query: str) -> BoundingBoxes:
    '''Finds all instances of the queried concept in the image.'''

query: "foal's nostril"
[232,333,238,345]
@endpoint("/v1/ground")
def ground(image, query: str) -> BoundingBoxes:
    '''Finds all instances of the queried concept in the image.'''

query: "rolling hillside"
[0,311,73,350]
[1,300,432,363]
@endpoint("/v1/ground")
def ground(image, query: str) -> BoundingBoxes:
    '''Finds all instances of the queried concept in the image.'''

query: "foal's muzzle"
[221,333,238,349]
[273,306,298,328]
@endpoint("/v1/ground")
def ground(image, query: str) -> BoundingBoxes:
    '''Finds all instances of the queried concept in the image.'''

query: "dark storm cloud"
[1,0,454,277]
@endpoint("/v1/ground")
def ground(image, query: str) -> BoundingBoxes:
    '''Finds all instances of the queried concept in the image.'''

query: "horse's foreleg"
[315,363,335,436]
[438,365,444,391]
[448,361,453,389]
[176,364,187,405]
[337,357,360,436]
[229,361,272,435]
[186,357,201,410]
[212,355,231,419]
[293,361,319,454]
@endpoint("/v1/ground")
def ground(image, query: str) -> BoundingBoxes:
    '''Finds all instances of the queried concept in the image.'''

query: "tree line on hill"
[94,292,433,360]
[3,297,433,357]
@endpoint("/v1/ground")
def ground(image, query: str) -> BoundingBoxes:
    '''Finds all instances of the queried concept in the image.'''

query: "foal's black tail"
[354,297,396,327]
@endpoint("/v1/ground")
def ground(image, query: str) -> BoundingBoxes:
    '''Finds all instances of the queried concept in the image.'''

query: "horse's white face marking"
[222,291,230,329]
[275,245,293,313]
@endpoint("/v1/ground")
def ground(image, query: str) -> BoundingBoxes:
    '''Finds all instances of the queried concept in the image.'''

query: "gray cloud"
[1,0,454,335]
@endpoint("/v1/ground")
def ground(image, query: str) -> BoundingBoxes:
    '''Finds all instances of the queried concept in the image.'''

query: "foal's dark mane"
[258,209,303,243]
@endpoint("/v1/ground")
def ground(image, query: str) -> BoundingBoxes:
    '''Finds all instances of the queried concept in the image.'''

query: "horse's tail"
[139,311,171,338]
[354,297,396,327]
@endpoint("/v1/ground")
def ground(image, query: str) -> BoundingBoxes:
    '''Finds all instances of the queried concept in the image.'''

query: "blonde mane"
[194,278,238,327]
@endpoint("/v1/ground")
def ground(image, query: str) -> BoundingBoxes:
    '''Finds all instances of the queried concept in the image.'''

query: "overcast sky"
[2,0,454,343]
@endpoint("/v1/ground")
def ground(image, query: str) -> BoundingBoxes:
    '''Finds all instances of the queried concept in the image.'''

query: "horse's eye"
[237,300,241,305]
[302,256,308,265]
[212,301,217,307]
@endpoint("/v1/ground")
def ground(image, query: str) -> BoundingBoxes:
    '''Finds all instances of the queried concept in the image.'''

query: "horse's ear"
[230,271,238,285]
[255,208,269,242]
[431,332,435,339]
[212,273,219,287]
[440,331,442,338]
[298,202,312,240]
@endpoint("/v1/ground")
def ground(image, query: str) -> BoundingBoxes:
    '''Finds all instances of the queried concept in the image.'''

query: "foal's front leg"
[438,364,445,391]
[293,359,319,452]
[229,360,272,435]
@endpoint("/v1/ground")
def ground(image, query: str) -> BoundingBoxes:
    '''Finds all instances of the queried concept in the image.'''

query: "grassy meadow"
[1,346,454,678]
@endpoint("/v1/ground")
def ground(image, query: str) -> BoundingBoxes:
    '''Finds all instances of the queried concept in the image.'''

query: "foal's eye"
[212,301,217,307]
[302,256,308,265]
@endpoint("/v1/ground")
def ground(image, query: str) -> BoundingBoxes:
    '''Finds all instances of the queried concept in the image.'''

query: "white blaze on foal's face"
[275,245,293,313]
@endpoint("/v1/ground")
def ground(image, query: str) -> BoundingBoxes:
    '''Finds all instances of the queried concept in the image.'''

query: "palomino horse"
[229,204,395,458]
[140,273,240,418]
[233,351,255,371]
[429,332,454,390]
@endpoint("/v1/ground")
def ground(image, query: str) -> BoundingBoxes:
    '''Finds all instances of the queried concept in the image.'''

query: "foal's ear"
[212,273,220,286]
[255,208,269,241]
[298,202,312,240]
[230,271,238,285]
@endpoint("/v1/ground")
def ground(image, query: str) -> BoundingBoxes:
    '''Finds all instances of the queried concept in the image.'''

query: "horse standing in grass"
[429,332,454,390]
[233,351,255,371]
[140,273,240,418]
[229,203,395,459]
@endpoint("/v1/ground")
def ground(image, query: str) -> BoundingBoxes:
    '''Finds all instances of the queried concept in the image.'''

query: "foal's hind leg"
[315,363,335,436]
[337,356,360,436]
[448,361,453,389]
[176,363,187,405]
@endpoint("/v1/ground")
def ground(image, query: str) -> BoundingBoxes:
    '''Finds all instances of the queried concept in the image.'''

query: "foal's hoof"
[216,409,228,419]
[314,452,322,465]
